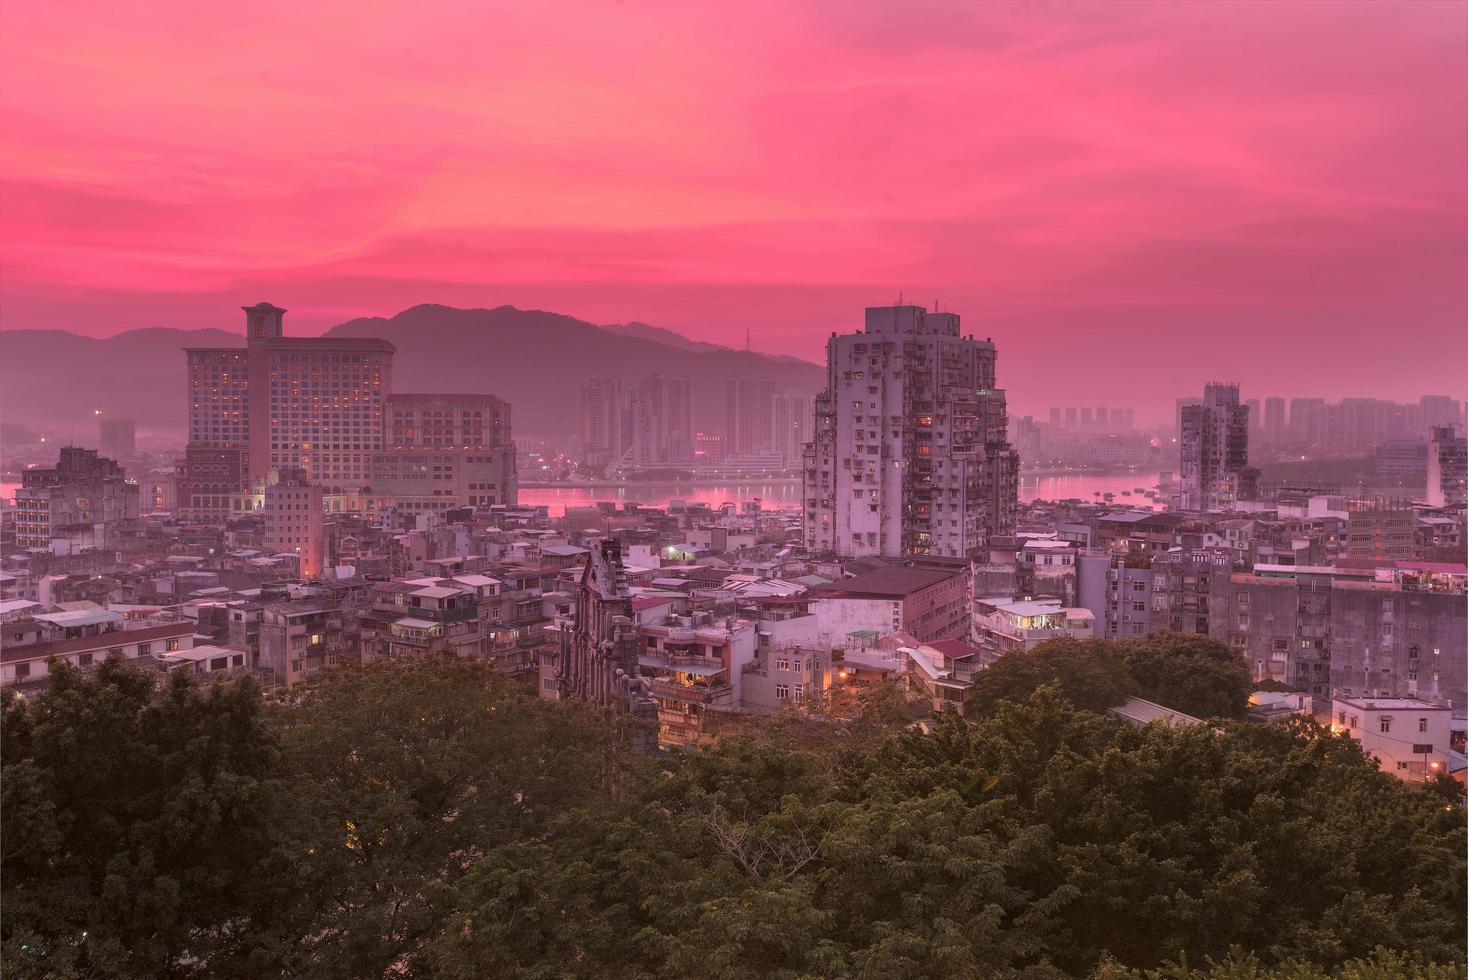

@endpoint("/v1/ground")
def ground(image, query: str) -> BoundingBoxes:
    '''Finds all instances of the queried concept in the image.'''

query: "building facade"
[726,377,775,457]
[1427,426,1466,508]
[181,303,515,521]
[580,378,623,470]
[262,469,325,579]
[372,393,517,520]
[1180,383,1251,512]
[802,305,1019,559]
[13,447,140,550]
[772,390,814,469]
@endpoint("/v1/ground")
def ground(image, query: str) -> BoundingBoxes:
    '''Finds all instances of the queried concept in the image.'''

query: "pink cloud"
[0,0,1463,420]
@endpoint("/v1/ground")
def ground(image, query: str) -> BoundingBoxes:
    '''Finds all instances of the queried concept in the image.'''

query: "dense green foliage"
[3,653,1462,979]
[969,632,1253,719]
[2,660,280,978]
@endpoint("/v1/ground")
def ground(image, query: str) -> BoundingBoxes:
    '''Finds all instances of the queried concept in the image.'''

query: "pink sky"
[2,1,1464,420]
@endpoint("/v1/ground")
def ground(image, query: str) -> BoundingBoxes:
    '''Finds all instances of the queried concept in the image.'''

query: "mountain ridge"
[0,305,823,442]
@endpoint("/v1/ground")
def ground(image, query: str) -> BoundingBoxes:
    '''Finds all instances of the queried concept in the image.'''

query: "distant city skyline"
[2,1,1465,422]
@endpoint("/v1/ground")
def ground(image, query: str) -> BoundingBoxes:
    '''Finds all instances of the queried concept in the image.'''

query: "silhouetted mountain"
[0,327,239,439]
[0,306,823,443]
[601,321,732,354]
[328,304,823,439]
[601,321,819,367]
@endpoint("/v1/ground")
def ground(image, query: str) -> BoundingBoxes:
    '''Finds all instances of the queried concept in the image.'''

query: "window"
[1412,743,1434,754]
[1379,719,1391,734]
[14,663,30,679]
[775,683,790,700]
[210,657,229,671]
[79,653,94,666]
[793,683,804,698]
[543,678,556,691]
[137,643,151,656]
[166,639,181,652]
[793,660,804,672]
[776,658,790,671]
[1419,718,1429,732]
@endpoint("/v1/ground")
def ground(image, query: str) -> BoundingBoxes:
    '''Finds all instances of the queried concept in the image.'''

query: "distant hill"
[0,327,239,440]
[0,306,824,443]
[600,321,733,354]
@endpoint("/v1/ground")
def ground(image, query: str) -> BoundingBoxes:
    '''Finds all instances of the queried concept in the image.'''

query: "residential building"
[262,469,324,578]
[580,378,623,470]
[639,613,757,749]
[1427,426,1466,508]
[1077,552,1154,638]
[802,305,1018,559]
[13,447,140,551]
[973,596,1094,655]
[810,563,970,644]
[1331,696,1451,782]
[1341,499,1414,561]
[2,618,195,689]
[258,600,350,687]
[726,377,775,457]
[622,374,694,470]
[1150,548,1234,636]
[772,389,814,469]
[1263,397,1286,446]
[1180,383,1251,512]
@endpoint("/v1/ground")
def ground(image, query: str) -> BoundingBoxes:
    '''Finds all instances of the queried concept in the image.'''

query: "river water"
[517,473,1161,516]
[1,473,1163,516]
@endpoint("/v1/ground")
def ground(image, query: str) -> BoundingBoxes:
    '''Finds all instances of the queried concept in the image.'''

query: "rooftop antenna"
[745,328,751,352]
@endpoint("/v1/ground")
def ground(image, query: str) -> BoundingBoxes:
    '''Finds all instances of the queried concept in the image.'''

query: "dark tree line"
[3,644,1462,979]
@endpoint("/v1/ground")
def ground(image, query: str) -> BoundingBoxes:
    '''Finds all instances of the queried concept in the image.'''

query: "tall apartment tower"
[1179,383,1250,512]
[181,304,395,519]
[802,305,1019,559]
[772,390,815,468]
[624,374,694,469]
[725,378,776,457]
[1263,397,1286,446]
[579,378,623,470]
[1427,426,1467,508]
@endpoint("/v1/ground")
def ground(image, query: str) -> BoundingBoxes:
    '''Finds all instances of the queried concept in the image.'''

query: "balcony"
[650,679,731,704]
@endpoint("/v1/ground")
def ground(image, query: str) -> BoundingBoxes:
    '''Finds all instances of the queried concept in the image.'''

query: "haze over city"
[3,1,1465,421]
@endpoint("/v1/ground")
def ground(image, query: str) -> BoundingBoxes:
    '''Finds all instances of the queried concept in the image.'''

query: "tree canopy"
[3,655,1462,979]
[968,633,1255,720]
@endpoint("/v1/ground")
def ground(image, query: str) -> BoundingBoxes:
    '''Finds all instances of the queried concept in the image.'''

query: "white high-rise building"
[802,305,1018,559]
[1179,384,1250,512]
